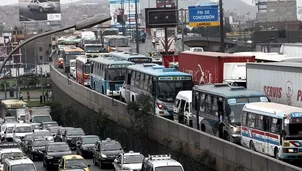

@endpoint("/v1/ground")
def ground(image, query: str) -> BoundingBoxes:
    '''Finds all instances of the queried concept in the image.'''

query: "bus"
[192,83,269,143]
[120,64,193,119]
[103,35,132,52]
[1,100,29,122]
[84,44,108,58]
[241,102,302,160]
[110,52,152,64]
[90,57,133,97]
[100,28,119,38]
[76,56,91,87]
[60,46,85,73]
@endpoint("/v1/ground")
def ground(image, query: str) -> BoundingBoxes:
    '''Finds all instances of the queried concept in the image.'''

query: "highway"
[34,159,113,171]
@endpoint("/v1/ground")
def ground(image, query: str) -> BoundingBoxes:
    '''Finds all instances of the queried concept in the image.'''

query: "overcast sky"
[0,0,81,6]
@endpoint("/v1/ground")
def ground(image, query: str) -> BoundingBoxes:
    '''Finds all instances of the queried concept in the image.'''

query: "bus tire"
[201,124,206,132]
[249,141,256,151]
[131,95,135,102]
[274,147,279,159]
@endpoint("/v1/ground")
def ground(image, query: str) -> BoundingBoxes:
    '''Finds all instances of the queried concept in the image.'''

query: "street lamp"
[0,14,111,74]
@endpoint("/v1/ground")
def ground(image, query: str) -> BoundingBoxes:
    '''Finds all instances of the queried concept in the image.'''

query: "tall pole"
[181,9,185,51]
[219,0,225,52]
[41,67,44,102]
[164,0,168,53]
[135,0,139,53]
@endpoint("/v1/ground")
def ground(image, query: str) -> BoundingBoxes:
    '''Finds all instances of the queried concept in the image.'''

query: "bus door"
[218,97,224,138]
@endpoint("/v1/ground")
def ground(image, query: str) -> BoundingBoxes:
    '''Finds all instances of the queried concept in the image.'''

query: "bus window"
[247,113,256,128]
[255,115,264,130]
[242,112,247,126]
[271,118,282,134]
[184,102,189,112]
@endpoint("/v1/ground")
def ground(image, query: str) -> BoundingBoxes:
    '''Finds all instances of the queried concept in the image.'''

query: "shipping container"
[179,51,255,85]
[246,62,302,107]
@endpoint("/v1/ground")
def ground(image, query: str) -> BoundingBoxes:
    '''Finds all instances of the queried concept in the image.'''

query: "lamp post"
[0,14,111,74]
[219,0,225,52]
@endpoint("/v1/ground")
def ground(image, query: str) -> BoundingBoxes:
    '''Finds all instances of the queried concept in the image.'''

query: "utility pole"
[181,8,185,51]
[134,0,139,53]
[219,0,225,52]
[163,0,168,53]
[40,67,44,102]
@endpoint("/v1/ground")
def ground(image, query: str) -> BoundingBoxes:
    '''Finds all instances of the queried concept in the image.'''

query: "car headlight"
[47,155,54,159]
[101,153,107,158]
[67,137,72,140]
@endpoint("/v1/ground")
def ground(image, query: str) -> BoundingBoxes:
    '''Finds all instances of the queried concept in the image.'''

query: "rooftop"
[90,57,134,65]
[180,51,254,58]
[247,62,302,68]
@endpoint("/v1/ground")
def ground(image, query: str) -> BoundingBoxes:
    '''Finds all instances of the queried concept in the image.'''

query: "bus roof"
[2,100,27,108]
[127,64,192,77]
[110,52,150,59]
[104,35,127,39]
[243,102,302,119]
[63,46,84,52]
[193,84,266,99]
[76,56,89,63]
[89,57,133,65]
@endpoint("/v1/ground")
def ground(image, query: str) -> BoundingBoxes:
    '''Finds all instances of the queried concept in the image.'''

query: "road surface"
[34,159,114,171]
[19,1,60,21]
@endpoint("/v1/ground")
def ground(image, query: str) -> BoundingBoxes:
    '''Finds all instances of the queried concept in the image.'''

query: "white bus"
[241,102,302,160]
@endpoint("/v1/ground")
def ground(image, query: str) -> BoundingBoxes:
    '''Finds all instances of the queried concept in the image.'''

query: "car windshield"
[107,68,126,81]
[68,129,84,136]
[155,166,183,171]
[123,154,144,164]
[157,81,193,102]
[103,30,118,36]
[33,115,52,123]
[34,131,51,137]
[11,164,36,171]
[84,64,91,74]
[82,137,100,144]
[16,126,32,133]
[108,38,128,47]
[43,122,58,128]
[102,143,122,151]
[70,61,75,67]
[39,0,49,2]
[33,140,49,147]
[31,124,41,129]
[49,127,60,133]
[48,144,69,152]
[65,159,87,169]
[85,46,104,53]
[5,117,16,123]
[6,127,13,133]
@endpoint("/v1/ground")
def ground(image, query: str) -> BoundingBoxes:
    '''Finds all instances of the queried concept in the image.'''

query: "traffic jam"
[0,102,184,171]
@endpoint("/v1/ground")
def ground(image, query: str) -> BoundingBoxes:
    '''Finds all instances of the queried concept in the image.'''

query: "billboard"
[145,8,178,28]
[18,0,61,21]
[109,0,140,27]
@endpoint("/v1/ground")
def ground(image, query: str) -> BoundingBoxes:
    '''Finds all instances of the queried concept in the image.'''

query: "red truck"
[178,51,255,85]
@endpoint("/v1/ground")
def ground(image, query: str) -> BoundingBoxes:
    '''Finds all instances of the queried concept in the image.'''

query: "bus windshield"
[85,45,104,53]
[107,68,126,81]
[103,30,118,36]
[227,97,269,124]
[157,81,193,102]
[108,38,128,47]
[84,64,91,74]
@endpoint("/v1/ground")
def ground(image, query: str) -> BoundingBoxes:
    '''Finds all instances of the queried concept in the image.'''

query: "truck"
[178,51,255,85]
[279,43,302,57]
[155,29,175,54]
[246,62,302,107]
[28,106,52,123]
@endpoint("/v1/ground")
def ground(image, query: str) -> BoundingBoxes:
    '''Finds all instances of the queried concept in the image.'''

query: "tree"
[127,94,153,153]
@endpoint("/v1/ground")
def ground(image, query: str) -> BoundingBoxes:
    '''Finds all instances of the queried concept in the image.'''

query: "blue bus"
[110,52,152,64]
[120,63,193,119]
[192,83,269,143]
[90,57,134,97]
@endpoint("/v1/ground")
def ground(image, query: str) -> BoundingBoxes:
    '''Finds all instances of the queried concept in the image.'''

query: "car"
[58,155,90,171]
[92,138,124,168]
[33,130,54,142]
[62,128,85,150]
[27,138,50,161]
[30,123,42,131]
[55,127,74,142]
[21,134,33,153]
[47,126,60,137]
[41,121,58,130]
[4,117,17,123]
[12,123,32,143]
[42,142,72,169]
[3,155,37,171]
[76,135,100,158]
[3,123,16,142]
[141,154,184,171]
[28,0,55,13]
[0,144,23,170]
[113,151,144,171]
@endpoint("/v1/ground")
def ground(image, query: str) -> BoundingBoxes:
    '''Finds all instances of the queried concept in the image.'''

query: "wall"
[51,65,302,171]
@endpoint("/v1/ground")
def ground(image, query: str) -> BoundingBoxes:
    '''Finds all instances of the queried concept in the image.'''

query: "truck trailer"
[247,62,302,107]
[178,51,255,85]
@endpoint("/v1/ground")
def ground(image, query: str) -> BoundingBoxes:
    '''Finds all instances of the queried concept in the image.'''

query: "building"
[256,0,297,23]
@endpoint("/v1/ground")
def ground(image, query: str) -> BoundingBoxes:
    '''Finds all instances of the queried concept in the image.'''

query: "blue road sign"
[188,5,219,26]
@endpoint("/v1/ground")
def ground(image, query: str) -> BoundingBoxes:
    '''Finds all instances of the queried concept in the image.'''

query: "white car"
[113,151,144,171]
[12,123,33,143]
[3,123,15,142]
[32,130,54,142]
[28,0,55,13]
[0,146,23,170]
